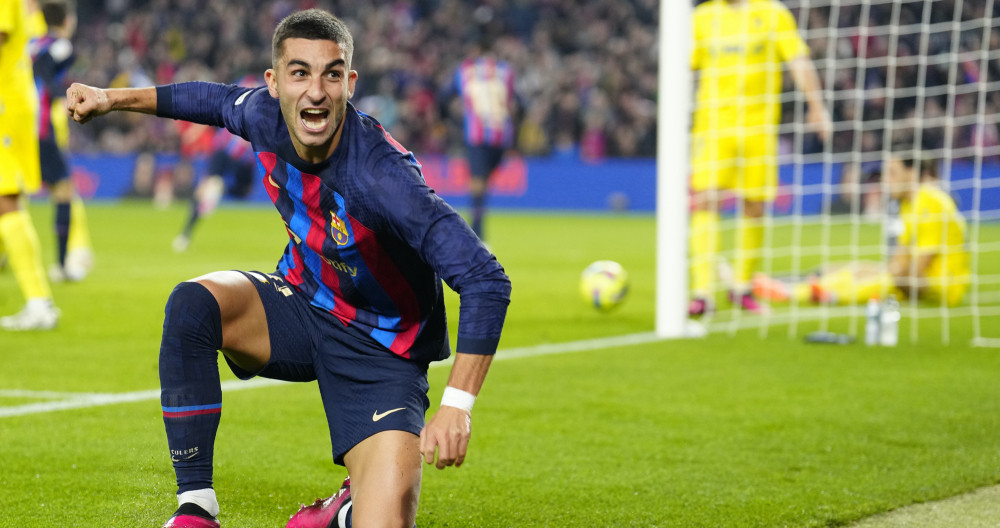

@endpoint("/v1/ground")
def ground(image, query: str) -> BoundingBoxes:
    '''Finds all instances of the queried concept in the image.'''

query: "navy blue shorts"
[228,271,430,465]
[39,139,70,185]
[467,145,505,180]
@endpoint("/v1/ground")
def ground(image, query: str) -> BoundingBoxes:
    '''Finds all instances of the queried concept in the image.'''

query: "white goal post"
[655,0,693,339]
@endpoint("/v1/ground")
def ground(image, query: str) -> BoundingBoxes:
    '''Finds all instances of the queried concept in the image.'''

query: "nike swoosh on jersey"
[235,89,251,106]
[372,407,406,422]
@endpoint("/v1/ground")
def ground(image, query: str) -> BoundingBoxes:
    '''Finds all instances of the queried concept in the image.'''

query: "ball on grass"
[580,260,629,311]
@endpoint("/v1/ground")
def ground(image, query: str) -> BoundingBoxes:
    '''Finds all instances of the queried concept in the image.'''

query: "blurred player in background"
[172,76,259,252]
[167,105,215,209]
[453,40,517,241]
[0,0,59,331]
[68,8,510,528]
[754,147,970,307]
[31,0,93,281]
[688,0,832,317]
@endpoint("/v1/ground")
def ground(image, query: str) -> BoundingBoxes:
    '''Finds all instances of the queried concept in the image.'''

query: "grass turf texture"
[1,201,999,527]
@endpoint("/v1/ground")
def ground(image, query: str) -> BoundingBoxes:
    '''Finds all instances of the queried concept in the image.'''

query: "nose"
[306,76,327,103]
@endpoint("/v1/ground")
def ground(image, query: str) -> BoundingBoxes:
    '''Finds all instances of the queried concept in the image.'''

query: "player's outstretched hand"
[66,83,110,124]
[419,405,472,470]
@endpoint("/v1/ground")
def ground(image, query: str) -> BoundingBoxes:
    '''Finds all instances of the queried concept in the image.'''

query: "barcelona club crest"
[330,211,349,246]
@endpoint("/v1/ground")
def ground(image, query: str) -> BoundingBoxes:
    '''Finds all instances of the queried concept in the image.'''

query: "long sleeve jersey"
[156,82,511,363]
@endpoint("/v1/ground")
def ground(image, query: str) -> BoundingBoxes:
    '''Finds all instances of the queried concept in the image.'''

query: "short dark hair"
[890,141,938,179]
[272,9,354,69]
[40,0,70,27]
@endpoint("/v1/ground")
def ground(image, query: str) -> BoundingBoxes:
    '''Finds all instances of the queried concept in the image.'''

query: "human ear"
[265,69,279,99]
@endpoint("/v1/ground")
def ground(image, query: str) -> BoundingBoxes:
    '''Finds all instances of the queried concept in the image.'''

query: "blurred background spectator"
[66,0,661,161]
[66,0,998,166]
[785,0,1000,161]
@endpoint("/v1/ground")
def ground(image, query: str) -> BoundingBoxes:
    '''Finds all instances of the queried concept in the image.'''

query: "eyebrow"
[286,58,346,71]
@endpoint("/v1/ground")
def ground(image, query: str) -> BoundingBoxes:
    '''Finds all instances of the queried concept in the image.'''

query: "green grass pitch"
[1,201,999,527]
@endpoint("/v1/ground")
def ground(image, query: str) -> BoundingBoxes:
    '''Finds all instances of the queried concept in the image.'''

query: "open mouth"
[300,108,330,132]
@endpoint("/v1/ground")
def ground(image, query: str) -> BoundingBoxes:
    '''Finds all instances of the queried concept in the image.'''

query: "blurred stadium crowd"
[69,0,660,161]
[790,0,1000,161]
[67,0,998,163]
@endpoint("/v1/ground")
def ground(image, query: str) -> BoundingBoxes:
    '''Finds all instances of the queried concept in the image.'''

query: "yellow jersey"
[898,184,970,306]
[27,6,44,38]
[691,0,809,133]
[0,0,38,119]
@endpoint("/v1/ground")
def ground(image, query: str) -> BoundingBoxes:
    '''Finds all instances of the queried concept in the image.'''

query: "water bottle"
[805,331,855,345]
[879,295,900,346]
[865,298,881,346]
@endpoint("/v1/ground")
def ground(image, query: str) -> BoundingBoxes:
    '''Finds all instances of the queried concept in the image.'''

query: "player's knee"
[0,194,22,214]
[162,281,223,351]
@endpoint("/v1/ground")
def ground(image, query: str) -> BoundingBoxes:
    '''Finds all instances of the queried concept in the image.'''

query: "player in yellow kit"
[0,0,59,330]
[754,149,970,307]
[688,0,832,316]
[890,159,969,306]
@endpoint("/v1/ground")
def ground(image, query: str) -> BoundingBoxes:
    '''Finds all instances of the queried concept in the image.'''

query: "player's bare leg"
[195,271,273,371]
[344,430,422,527]
[287,430,421,528]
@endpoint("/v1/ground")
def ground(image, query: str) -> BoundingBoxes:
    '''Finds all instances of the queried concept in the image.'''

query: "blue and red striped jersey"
[156,82,511,363]
[454,57,516,148]
[30,33,74,142]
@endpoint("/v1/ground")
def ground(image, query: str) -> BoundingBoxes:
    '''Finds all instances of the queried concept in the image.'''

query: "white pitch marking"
[0,378,287,418]
[490,331,662,362]
[0,389,110,400]
[0,332,666,419]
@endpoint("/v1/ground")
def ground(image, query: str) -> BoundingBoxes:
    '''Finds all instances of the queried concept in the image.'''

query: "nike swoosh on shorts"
[372,407,406,422]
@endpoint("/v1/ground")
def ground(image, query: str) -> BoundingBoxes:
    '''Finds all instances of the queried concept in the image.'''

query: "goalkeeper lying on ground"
[754,147,970,307]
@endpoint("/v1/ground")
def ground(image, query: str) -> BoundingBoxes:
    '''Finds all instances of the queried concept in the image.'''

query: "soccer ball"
[579,260,629,311]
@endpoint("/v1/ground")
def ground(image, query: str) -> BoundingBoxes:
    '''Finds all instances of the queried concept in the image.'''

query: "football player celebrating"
[68,9,511,528]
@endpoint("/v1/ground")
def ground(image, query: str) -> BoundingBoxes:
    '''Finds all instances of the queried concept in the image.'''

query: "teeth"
[302,117,328,130]
[301,109,329,131]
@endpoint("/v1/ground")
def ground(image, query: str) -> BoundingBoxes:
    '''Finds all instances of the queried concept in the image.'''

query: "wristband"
[441,386,476,412]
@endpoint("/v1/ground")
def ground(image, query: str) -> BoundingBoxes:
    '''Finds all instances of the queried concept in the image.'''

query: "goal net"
[658,0,1000,346]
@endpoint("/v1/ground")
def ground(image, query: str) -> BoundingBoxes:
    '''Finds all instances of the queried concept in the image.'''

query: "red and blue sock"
[159,281,224,494]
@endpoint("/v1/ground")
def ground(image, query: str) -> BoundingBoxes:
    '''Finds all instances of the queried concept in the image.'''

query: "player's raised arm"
[66,83,157,124]
[787,55,833,143]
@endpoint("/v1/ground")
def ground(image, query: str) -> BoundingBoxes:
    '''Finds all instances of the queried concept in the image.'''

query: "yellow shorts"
[922,275,970,307]
[691,129,777,203]
[0,110,41,196]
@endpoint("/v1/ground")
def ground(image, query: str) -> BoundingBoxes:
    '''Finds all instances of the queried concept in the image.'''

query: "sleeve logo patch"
[235,89,251,106]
